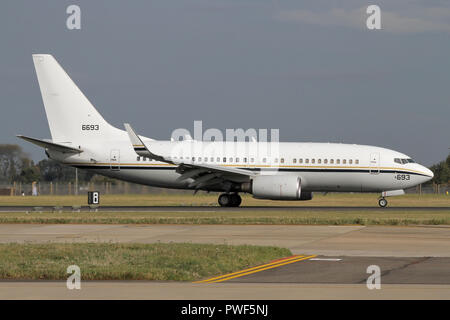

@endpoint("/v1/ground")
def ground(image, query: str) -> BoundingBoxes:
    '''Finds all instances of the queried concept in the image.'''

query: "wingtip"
[124,123,135,132]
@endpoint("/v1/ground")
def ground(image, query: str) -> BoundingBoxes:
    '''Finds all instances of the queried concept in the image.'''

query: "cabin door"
[110,149,121,171]
[369,152,380,174]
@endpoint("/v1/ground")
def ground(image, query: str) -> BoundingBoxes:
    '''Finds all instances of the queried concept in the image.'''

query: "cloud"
[276,6,450,34]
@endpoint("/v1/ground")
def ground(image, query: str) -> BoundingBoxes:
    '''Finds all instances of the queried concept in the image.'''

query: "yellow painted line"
[211,255,316,283]
[193,255,304,284]
[197,255,316,284]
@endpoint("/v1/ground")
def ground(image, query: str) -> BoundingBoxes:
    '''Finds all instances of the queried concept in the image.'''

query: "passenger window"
[324,159,328,164]
[355,159,359,164]
[243,158,247,163]
[137,156,140,161]
[305,159,309,164]
[217,157,220,162]
[192,157,195,162]
[281,158,284,164]
[223,157,226,163]
[318,159,321,164]
[343,159,346,164]
[250,158,254,163]
[210,157,214,162]
[236,158,239,163]
[229,157,233,163]
[349,159,353,165]
[274,158,278,163]
[330,159,334,164]
[311,159,315,164]
[299,159,303,164]
[198,157,202,162]
[293,158,297,164]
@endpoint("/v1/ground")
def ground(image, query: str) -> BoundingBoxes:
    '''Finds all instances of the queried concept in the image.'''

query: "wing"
[124,123,255,190]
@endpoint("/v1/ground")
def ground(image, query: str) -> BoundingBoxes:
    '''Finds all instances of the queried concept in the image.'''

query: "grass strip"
[0,210,448,225]
[0,243,291,281]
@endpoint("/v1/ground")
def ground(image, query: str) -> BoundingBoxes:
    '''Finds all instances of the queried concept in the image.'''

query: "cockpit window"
[395,158,415,165]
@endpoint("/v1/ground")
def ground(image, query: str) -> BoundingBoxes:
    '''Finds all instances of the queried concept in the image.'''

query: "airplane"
[18,54,434,207]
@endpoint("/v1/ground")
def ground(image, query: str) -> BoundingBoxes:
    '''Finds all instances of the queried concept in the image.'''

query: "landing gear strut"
[378,198,388,208]
[218,193,242,207]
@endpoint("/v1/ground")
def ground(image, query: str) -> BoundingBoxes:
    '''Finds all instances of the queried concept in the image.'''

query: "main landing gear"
[378,197,388,208]
[218,193,242,207]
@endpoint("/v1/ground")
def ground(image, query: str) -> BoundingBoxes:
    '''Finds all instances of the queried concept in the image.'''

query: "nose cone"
[420,166,434,182]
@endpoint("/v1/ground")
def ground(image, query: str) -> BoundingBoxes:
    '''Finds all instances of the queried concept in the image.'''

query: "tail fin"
[32,54,119,144]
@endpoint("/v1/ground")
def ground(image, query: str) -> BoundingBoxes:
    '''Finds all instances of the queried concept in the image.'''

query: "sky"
[1,0,449,166]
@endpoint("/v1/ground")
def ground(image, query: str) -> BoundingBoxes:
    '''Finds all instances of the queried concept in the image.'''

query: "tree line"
[429,155,450,185]
[0,144,449,185]
[0,144,94,184]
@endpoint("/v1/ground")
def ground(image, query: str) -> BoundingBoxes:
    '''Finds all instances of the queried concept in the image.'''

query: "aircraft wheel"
[218,194,231,207]
[230,193,242,207]
[378,198,388,208]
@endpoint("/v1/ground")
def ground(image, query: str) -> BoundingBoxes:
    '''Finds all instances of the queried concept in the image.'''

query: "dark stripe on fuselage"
[72,165,430,177]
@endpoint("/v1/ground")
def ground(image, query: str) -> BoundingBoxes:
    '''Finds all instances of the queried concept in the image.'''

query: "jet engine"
[241,175,312,200]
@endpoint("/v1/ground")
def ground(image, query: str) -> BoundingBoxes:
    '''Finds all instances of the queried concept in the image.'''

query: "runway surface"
[0,205,449,212]
[1,282,449,300]
[225,256,450,284]
[1,224,449,257]
[1,224,449,299]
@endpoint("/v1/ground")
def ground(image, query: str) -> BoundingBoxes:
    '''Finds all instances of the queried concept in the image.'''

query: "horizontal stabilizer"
[17,135,83,153]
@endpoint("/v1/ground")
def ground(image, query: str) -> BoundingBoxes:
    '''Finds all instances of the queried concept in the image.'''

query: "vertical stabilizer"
[32,54,118,144]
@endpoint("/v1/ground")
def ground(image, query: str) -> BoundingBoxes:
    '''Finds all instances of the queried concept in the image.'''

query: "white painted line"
[309,258,342,261]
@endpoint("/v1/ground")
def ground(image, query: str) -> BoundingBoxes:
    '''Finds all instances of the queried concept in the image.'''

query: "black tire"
[218,194,231,207]
[233,194,242,207]
[378,198,388,208]
[229,193,242,207]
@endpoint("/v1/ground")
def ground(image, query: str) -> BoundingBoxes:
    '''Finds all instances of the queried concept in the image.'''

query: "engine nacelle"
[242,175,312,200]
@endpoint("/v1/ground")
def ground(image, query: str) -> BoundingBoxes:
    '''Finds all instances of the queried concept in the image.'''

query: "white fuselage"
[52,135,433,193]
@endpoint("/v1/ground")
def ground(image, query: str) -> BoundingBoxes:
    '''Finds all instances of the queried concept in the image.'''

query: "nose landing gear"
[218,193,242,207]
[378,198,388,208]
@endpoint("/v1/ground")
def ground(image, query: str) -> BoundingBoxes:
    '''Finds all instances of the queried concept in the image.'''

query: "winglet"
[124,123,166,162]
[124,123,147,153]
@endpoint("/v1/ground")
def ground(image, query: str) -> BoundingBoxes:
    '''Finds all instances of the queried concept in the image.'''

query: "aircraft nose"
[421,166,434,180]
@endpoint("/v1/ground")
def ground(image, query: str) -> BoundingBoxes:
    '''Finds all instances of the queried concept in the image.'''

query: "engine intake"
[241,175,312,200]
